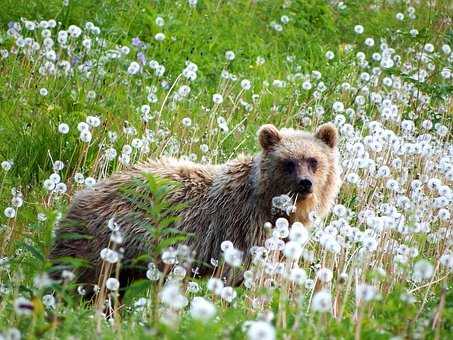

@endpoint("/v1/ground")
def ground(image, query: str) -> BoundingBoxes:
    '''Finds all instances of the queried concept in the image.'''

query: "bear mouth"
[294,190,313,201]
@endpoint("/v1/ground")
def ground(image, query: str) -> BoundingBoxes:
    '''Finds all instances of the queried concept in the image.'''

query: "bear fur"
[49,123,341,287]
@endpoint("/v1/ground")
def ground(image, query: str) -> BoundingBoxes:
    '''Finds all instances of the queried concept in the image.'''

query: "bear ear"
[315,123,338,148]
[258,124,282,151]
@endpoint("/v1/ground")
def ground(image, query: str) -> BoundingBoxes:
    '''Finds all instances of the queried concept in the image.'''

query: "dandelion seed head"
[190,297,216,322]
[105,277,120,291]
[311,290,332,312]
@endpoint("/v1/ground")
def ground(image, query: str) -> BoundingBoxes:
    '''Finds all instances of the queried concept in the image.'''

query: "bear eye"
[282,159,296,173]
[307,157,318,171]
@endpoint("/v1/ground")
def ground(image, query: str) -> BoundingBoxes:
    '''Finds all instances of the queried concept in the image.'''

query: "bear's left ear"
[315,123,338,148]
[258,124,282,151]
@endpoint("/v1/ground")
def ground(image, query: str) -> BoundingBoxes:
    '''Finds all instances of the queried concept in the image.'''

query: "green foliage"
[0,0,451,339]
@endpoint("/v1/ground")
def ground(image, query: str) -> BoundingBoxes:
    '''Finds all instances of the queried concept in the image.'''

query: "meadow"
[0,0,452,339]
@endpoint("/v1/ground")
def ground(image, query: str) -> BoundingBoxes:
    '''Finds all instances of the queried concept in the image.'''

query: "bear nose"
[298,178,313,193]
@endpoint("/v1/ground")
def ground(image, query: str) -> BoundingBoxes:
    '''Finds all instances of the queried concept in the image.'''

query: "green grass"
[0,0,452,339]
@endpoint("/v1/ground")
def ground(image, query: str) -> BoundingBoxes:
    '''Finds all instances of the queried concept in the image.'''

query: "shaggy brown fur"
[49,124,341,287]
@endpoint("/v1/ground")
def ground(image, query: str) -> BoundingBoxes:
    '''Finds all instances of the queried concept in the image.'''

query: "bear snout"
[297,177,313,194]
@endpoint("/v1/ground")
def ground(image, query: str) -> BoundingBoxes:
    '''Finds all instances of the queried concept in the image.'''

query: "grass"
[0,0,452,339]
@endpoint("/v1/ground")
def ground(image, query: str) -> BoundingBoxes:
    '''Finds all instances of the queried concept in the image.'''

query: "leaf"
[17,242,45,262]
[123,279,151,305]
[155,235,188,253]
[59,232,94,241]
[51,256,91,269]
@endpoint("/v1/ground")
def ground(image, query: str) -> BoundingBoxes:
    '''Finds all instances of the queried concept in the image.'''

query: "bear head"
[257,123,341,224]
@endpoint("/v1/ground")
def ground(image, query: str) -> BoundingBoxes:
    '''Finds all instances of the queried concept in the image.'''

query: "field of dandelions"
[0,0,452,339]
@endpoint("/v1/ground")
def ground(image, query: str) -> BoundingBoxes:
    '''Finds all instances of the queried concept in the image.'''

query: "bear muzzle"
[296,177,313,196]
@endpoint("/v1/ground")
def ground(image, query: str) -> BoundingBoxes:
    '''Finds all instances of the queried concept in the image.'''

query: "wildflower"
[283,241,303,260]
[14,297,33,316]
[77,285,87,296]
[395,12,404,21]
[84,177,96,187]
[53,160,64,171]
[241,79,251,90]
[107,218,120,231]
[4,207,16,218]
[365,37,374,47]
[272,194,294,214]
[256,56,265,65]
[39,88,48,96]
[161,247,177,264]
[146,264,160,281]
[271,22,283,32]
[217,116,228,132]
[154,33,165,41]
[302,80,312,90]
[412,259,434,282]
[172,265,187,280]
[207,278,224,295]
[439,253,453,271]
[224,247,242,267]
[33,273,53,289]
[317,268,333,283]
[188,0,198,8]
[86,115,101,128]
[155,16,165,27]
[289,222,309,244]
[311,290,332,312]
[74,173,84,184]
[1,160,13,171]
[289,267,307,285]
[42,294,56,309]
[100,248,119,264]
[325,51,335,60]
[356,284,378,303]
[246,320,276,340]
[160,282,188,310]
[54,181,67,193]
[67,25,82,38]
[43,179,55,191]
[354,25,364,34]
[212,93,223,104]
[109,231,123,245]
[190,297,216,322]
[105,277,120,291]
[187,281,200,293]
[182,117,192,127]
[332,101,344,112]
[127,61,140,75]
[264,237,285,251]
[37,213,47,222]
[225,50,235,61]
[61,270,75,282]
[274,219,289,238]
[3,328,21,340]
[281,15,289,24]
[79,130,92,143]
[48,173,60,184]
[200,144,209,153]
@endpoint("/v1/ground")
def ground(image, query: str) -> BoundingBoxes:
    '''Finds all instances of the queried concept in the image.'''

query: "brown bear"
[49,123,341,288]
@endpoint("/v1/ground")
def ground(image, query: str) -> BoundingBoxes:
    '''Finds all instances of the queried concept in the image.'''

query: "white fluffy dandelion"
[105,277,120,291]
[190,297,217,322]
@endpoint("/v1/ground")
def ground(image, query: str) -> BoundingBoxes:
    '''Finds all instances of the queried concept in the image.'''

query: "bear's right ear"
[315,123,338,148]
[258,124,282,151]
